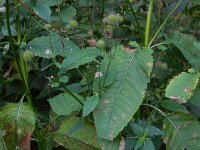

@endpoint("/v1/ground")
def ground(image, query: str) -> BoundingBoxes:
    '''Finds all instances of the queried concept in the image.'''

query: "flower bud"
[69,20,78,29]
[23,50,32,61]
[88,30,94,37]
[97,39,105,49]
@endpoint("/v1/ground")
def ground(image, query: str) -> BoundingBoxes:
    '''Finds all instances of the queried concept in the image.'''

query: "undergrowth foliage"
[0,0,200,150]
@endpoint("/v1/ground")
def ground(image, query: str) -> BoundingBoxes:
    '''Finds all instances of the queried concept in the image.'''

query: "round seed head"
[69,20,78,29]
[103,13,123,25]
[97,39,105,49]
[23,50,32,61]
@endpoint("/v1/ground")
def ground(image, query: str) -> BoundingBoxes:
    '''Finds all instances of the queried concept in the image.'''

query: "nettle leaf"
[83,95,99,117]
[163,113,200,150]
[62,47,100,70]
[168,31,200,71]
[53,116,100,150]
[33,2,51,22]
[165,71,200,103]
[26,35,79,58]
[94,46,153,140]
[48,93,83,116]
[0,103,36,150]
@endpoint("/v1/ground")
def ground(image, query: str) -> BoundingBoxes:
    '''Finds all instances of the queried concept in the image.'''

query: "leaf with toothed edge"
[93,46,153,140]
[165,70,200,103]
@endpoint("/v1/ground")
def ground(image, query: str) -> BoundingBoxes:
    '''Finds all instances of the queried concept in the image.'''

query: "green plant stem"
[60,82,84,106]
[144,0,154,47]
[6,0,42,149]
[148,0,183,47]
[126,0,141,30]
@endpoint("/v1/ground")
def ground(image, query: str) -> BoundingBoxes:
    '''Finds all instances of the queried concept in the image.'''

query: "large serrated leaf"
[94,46,153,140]
[168,31,200,71]
[53,116,100,150]
[163,113,200,150]
[62,47,100,70]
[48,93,83,116]
[26,35,79,58]
[0,103,36,150]
[165,71,200,103]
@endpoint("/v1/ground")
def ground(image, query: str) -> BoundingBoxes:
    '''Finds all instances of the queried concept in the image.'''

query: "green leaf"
[53,116,100,150]
[48,93,83,116]
[129,41,140,48]
[33,3,51,22]
[40,0,64,6]
[94,46,153,140]
[98,138,120,150]
[0,103,36,150]
[60,6,76,24]
[26,35,80,58]
[62,47,99,70]
[163,113,200,150]
[165,71,200,103]
[83,95,99,117]
[188,88,200,107]
[168,31,200,71]
[159,100,188,113]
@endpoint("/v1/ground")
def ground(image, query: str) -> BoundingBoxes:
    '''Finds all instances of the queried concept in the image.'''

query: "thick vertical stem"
[145,0,154,47]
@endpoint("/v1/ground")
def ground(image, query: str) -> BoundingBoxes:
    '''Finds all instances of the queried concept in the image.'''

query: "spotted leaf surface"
[165,71,200,103]
[26,35,79,58]
[163,113,200,150]
[94,46,153,140]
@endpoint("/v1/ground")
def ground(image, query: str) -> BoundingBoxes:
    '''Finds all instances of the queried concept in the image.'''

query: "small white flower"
[0,7,6,13]
[95,72,103,78]
[45,49,51,55]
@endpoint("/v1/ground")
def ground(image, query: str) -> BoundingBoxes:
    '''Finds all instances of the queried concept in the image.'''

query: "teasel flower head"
[103,13,123,25]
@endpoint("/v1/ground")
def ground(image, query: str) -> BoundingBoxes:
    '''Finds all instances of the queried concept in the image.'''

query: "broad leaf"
[40,0,64,6]
[165,71,200,103]
[168,31,200,71]
[26,35,79,58]
[62,47,100,70]
[48,93,83,116]
[53,116,100,150]
[83,95,99,117]
[94,46,153,140]
[60,6,76,24]
[33,3,51,22]
[0,103,36,150]
[98,138,120,150]
[187,88,200,118]
[163,113,200,150]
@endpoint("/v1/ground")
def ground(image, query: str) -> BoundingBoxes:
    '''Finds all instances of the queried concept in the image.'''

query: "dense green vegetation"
[0,0,200,149]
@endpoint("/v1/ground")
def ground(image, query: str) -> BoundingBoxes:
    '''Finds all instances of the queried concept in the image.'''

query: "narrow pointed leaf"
[83,95,99,117]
